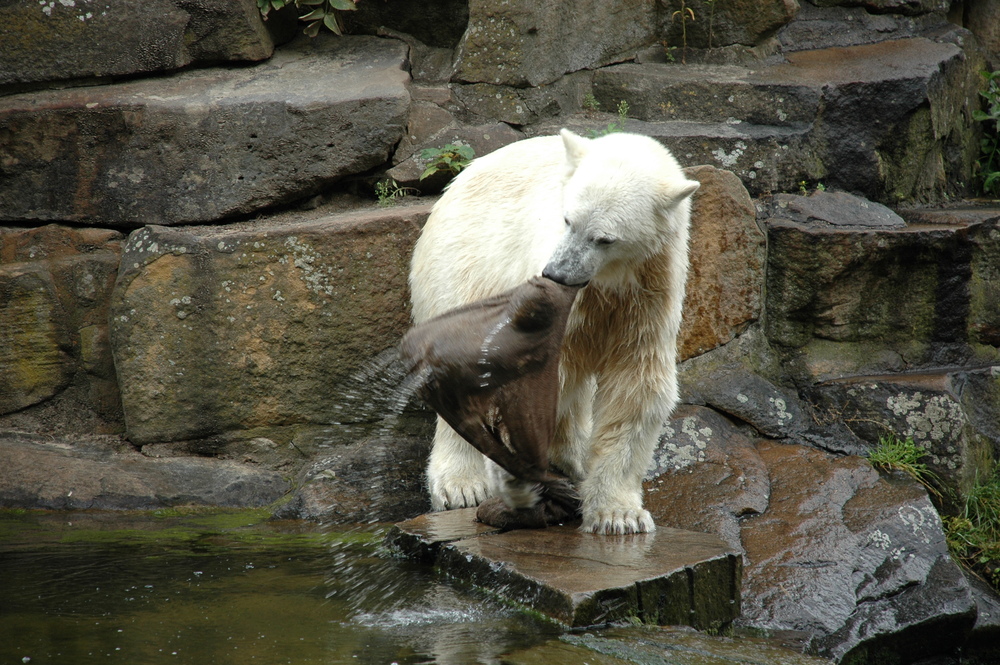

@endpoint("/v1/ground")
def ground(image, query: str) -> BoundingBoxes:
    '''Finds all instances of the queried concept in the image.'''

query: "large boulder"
[452,0,660,87]
[808,368,1000,507]
[109,203,428,449]
[0,225,124,423]
[0,0,295,89]
[764,196,1000,381]
[680,165,765,360]
[662,0,800,49]
[646,412,978,662]
[592,36,985,203]
[0,35,410,227]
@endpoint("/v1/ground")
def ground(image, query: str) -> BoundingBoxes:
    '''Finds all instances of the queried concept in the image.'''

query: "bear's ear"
[660,178,700,206]
[560,129,590,175]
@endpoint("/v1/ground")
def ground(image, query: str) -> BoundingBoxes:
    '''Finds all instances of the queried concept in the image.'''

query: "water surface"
[0,510,559,665]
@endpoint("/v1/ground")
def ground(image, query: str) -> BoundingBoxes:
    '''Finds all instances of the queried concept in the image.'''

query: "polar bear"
[409,129,699,534]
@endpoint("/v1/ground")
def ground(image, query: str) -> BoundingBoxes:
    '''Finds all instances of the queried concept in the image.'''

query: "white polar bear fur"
[409,129,699,535]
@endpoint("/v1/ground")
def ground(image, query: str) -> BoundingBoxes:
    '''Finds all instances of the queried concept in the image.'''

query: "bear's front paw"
[429,477,491,511]
[581,507,655,535]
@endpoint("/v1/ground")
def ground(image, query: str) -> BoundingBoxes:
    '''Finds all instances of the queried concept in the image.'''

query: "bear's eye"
[595,236,616,246]
[563,217,571,227]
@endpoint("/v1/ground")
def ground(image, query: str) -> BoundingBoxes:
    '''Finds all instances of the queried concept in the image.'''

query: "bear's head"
[542,129,700,287]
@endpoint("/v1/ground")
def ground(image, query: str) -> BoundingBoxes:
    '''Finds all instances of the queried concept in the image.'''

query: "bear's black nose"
[542,267,588,287]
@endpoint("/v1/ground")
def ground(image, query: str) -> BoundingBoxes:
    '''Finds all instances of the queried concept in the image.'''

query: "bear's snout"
[542,264,588,287]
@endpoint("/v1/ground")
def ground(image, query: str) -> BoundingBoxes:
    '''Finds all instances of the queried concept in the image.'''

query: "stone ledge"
[386,508,742,629]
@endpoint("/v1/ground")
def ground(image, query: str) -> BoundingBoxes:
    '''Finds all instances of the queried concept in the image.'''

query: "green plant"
[706,0,718,49]
[257,0,358,37]
[419,143,475,181]
[974,70,1000,198]
[671,0,696,64]
[582,93,601,112]
[943,467,1000,589]
[374,179,416,206]
[798,180,826,195]
[867,434,941,497]
[588,100,630,138]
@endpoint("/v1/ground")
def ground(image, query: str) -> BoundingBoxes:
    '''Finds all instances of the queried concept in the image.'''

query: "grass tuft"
[867,434,941,497]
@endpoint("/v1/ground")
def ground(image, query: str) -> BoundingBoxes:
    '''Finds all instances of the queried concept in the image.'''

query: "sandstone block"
[662,0,799,49]
[0,35,410,227]
[388,508,742,629]
[452,0,659,87]
[0,225,123,418]
[764,208,1000,379]
[0,0,293,89]
[0,434,288,510]
[109,203,428,445]
[387,122,524,191]
[592,37,984,203]
[680,165,764,360]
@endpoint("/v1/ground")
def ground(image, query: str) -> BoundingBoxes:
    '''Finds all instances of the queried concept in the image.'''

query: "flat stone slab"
[0,34,409,227]
[386,508,742,629]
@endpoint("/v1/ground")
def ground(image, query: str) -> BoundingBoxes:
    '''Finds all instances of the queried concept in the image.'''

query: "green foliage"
[943,467,1000,589]
[257,0,358,37]
[419,143,475,181]
[798,180,826,195]
[974,70,1000,198]
[867,434,941,497]
[588,100,630,138]
[671,0,696,64]
[374,178,416,206]
[582,93,601,112]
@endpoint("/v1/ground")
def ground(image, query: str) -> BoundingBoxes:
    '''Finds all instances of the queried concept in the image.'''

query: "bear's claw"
[430,481,490,511]
[581,508,655,535]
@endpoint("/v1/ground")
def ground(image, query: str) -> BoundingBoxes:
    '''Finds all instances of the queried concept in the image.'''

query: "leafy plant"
[943,467,1000,589]
[419,143,475,181]
[705,0,718,49]
[582,93,601,113]
[588,100,630,138]
[867,434,941,497]
[374,179,417,206]
[798,180,826,195]
[973,69,1000,198]
[671,0,696,64]
[257,0,358,37]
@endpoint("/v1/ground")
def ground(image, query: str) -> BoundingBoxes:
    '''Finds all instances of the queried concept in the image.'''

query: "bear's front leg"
[427,417,491,510]
[578,383,667,535]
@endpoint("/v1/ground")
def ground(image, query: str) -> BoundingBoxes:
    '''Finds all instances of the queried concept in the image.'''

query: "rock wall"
[1,0,1000,662]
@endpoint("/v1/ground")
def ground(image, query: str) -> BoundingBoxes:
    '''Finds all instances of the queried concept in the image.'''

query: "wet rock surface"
[388,508,742,629]
[503,625,835,665]
[646,434,978,661]
[0,433,288,510]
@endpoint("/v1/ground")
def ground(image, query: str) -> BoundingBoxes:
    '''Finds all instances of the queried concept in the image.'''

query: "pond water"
[1,510,837,665]
[0,510,561,665]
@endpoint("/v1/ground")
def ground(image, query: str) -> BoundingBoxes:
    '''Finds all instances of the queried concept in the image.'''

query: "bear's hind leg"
[427,417,491,510]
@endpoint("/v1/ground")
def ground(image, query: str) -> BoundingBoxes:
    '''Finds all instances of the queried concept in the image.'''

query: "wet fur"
[409,129,698,534]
